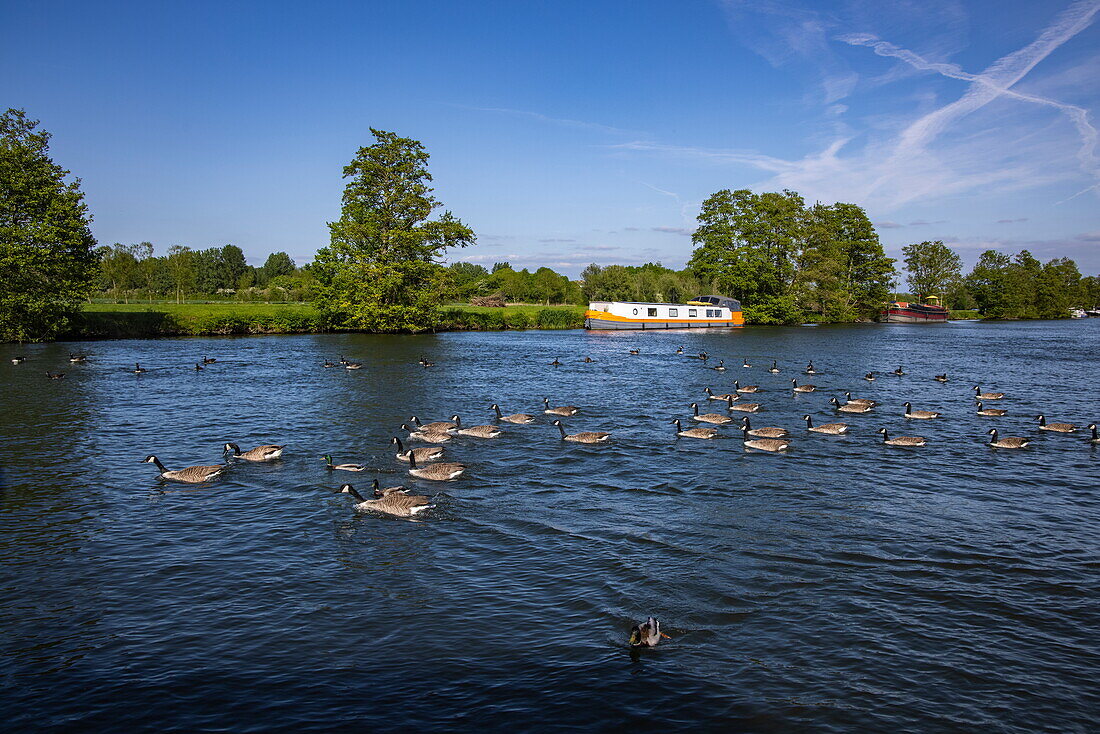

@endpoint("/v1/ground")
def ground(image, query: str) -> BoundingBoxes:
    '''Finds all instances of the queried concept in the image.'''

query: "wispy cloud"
[874,220,903,229]
[652,226,694,235]
[538,238,575,243]
[997,218,1030,224]
[460,105,639,136]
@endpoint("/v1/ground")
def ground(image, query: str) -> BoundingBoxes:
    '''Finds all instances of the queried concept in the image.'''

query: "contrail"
[841,0,1100,195]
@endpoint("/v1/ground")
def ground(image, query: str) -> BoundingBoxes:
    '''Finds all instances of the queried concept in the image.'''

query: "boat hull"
[878,303,948,323]
[584,315,742,330]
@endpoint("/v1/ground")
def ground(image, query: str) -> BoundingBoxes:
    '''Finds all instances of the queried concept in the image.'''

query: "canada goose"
[1037,415,1076,433]
[934,374,949,383]
[339,355,349,365]
[390,437,444,463]
[791,379,815,393]
[844,392,876,407]
[676,346,684,354]
[491,404,534,423]
[132,363,146,374]
[710,360,727,371]
[877,428,926,447]
[407,452,467,480]
[344,361,363,370]
[805,361,817,375]
[803,414,848,434]
[690,402,733,424]
[629,349,640,355]
[893,366,905,376]
[203,356,217,364]
[194,363,204,371]
[740,426,790,452]
[451,415,502,438]
[974,386,1004,400]
[401,423,452,443]
[864,372,876,382]
[143,455,226,483]
[733,380,759,394]
[322,454,366,471]
[629,617,669,648]
[323,360,336,368]
[741,416,788,438]
[726,395,762,413]
[11,356,26,364]
[987,429,1029,449]
[550,357,562,366]
[768,361,780,373]
[223,442,285,461]
[903,402,940,420]
[703,386,737,401]
[976,402,1007,417]
[831,397,871,413]
[582,356,596,363]
[68,353,87,363]
[1088,424,1099,444]
[671,418,718,439]
[341,482,432,517]
[418,357,434,367]
[742,359,751,368]
[410,415,457,432]
[686,351,709,361]
[552,419,611,443]
[543,398,578,416]
[46,371,65,380]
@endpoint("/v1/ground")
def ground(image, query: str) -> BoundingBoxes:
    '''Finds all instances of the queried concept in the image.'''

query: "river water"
[1,321,1098,731]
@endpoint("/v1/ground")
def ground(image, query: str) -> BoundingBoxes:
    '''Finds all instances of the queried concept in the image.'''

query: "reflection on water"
[1,323,1098,730]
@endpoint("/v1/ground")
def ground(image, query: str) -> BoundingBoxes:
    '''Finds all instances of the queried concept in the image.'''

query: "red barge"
[879,296,948,323]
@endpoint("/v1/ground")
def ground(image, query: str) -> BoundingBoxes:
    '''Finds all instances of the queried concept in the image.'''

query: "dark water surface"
[2,322,1098,731]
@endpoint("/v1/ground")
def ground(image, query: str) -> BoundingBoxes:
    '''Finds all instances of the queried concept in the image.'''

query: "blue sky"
[3,0,1099,276]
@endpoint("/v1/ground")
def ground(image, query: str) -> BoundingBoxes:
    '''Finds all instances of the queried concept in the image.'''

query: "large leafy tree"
[313,129,474,331]
[0,109,98,341]
[902,240,962,300]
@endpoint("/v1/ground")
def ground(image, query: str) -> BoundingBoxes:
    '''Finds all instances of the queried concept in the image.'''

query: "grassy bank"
[948,310,983,320]
[69,302,328,338]
[64,302,586,338]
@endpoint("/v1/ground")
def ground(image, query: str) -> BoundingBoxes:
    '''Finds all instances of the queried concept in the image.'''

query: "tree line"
[4,108,1100,341]
[94,242,315,303]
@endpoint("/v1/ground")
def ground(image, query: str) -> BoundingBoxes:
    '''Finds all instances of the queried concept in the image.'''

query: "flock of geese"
[12,342,1098,648]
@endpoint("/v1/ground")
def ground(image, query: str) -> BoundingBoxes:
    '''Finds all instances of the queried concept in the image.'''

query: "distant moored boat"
[878,295,948,324]
[584,295,744,330]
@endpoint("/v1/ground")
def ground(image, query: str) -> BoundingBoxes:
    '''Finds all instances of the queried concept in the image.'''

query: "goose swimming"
[340,482,433,517]
[143,455,226,483]
[543,398,578,416]
[877,428,925,447]
[740,426,790,452]
[1037,415,1076,433]
[551,419,611,443]
[733,380,759,394]
[322,454,366,471]
[690,402,733,424]
[987,429,1029,449]
[903,402,940,420]
[223,442,285,461]
[401,423,452,443]
[671,418,718,439]
[391,437,444,463]
[832,397,871,413]
[976,402,1007,417]
[803,415,848,434]
[741,416,788,438]
[491,404,534,424]
[845,392,876,407]
[451,415,502,438]
[974,386,1005,400]
[407,452,467,480]
[410,415,457,432]
[703,386,737,402]
[791,379,815,393]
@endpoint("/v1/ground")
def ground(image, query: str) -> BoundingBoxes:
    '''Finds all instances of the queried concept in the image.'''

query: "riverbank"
[57,302,997,340]
[64,302,586,338]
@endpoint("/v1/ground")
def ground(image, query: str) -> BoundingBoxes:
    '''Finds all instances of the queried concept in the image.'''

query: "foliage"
[687,189,894,324]
[312,129,474,331]
[902,240,962,298]
[965,248,1084,319]
[0,109,98,341]
[438,304,584,330]
[69,302,326,338]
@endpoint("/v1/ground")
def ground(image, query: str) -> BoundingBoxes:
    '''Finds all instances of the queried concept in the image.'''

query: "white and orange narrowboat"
[584,295,744,330]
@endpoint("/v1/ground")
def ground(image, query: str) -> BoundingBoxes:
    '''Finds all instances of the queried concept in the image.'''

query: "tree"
[0,109,98,341]
[313,129,475,331]
[166,245,194,304]
[97,243,141,302]
[260,251,295,285]
[902,240,962,301]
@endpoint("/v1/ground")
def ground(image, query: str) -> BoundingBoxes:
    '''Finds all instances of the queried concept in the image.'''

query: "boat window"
[632,308,638,315]
[688,309,697,317]
[706,309,714,317]
[668,308,678,317]
[647,308,657,317]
